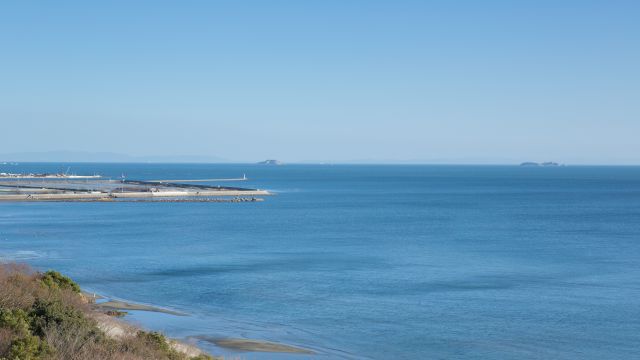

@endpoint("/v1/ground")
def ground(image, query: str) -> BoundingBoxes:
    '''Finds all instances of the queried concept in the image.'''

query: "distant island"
[520,162,562,167]
[257,160,283,165]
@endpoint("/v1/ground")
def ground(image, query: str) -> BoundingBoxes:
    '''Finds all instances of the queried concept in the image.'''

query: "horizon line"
[3,160,640,167]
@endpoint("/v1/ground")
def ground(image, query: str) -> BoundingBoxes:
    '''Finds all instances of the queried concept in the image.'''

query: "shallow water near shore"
[1,163,640,359]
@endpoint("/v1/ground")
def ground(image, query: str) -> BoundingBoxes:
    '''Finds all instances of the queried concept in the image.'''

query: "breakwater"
[0,178,270,202]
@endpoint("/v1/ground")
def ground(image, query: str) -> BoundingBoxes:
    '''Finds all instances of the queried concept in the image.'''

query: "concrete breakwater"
[0,178,271,202]
[0,191,270,201]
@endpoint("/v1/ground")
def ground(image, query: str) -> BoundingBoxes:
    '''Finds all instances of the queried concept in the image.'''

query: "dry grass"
[0,263,39,310]
[0,328,15,355]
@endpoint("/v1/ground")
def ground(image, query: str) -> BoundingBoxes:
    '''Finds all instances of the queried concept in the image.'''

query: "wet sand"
[195,336,315,354]
[90,294,315,356]
[94,299,187,316]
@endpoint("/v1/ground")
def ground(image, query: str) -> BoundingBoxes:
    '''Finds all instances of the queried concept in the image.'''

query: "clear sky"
[1,1,638,164]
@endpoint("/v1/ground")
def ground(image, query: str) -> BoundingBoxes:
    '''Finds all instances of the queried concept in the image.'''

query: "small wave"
[0,250,46,263]
[263,188,302,193]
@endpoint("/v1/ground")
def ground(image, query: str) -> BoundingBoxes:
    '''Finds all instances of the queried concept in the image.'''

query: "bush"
[28,299,93,338]
[190,354,215,360]
[40,271,81,293]
[0,265,39,310]
[137,331,171,353]
[0,309,30,337]
[8,334,49,360]
[135,331,185,360]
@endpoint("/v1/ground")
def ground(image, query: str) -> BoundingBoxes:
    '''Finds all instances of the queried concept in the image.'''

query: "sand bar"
[94,300,187,316]
[195,336,315,354]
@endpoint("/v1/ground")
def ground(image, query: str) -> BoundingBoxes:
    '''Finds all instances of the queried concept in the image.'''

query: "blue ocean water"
[1,163,639,359]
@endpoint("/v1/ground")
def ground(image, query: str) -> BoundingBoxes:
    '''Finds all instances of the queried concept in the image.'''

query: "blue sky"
[1,1,638,163]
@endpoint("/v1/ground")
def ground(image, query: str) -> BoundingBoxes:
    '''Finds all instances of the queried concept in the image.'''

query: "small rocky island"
[520,162,561,167]
[257,160,283,165]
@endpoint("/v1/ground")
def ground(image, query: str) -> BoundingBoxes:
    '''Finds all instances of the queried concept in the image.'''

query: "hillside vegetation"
[0,263,213,360]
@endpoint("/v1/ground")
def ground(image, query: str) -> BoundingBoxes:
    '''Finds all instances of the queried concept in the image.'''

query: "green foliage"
[190,354,215,360]
[136,331,205,360]
[0,309,30,337]
[0,308,48,359]
[137,331,170,352]
[8,334,49,360]
[28,299,90,337]
[39,271,81,293]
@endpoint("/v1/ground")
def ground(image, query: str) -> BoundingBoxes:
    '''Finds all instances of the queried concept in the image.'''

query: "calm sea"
[1,163,639,359]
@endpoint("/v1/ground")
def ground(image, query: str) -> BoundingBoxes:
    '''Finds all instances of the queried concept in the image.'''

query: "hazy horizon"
[1,1,638,164]
[1,149,639,166]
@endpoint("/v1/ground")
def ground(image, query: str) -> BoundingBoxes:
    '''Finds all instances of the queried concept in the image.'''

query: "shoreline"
[91,311,208,359]
[2,265,316,357]
[88,291,316,356]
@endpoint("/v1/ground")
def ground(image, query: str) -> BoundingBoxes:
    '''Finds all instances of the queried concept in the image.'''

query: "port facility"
[0,177,270,202]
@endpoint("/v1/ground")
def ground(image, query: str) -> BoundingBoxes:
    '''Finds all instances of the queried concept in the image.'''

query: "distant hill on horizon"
[0,151,228,163]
